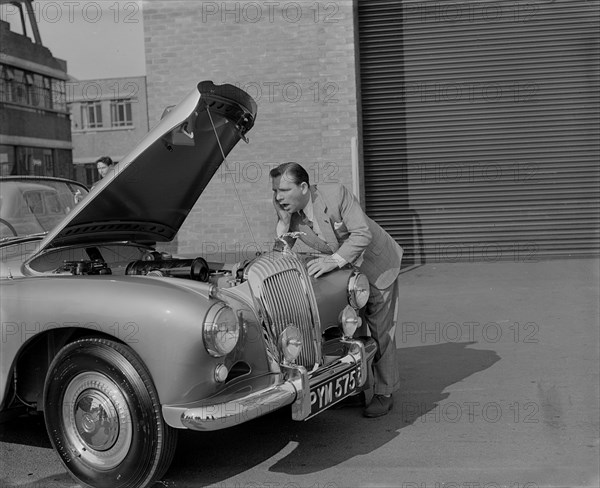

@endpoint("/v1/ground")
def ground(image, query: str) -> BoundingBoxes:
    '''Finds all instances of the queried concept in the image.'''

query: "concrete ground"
[1,258,598,488]
[387,257,600,487]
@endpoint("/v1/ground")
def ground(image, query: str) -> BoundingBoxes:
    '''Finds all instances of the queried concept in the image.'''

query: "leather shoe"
[363,394,393,418]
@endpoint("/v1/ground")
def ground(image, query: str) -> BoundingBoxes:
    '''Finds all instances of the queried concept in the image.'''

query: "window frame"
[110,99,133,128]
[81,101,103,129]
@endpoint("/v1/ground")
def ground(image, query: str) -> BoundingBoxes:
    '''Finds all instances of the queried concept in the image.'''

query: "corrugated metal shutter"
[358,0,600,263]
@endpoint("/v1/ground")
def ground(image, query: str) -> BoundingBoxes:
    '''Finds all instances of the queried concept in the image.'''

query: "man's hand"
[306,254,338,278]
[273,193,291,225]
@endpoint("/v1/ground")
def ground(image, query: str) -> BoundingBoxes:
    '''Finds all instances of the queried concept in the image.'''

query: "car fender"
[0,275,268,407]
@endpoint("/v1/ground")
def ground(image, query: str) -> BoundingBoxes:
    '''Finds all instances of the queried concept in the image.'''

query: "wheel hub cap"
[62,372,133,470]
[75,390,119,451]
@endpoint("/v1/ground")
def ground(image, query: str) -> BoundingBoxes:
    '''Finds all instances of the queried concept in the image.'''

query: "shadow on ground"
[164,341,500,485]
[0,409,50,448]
[0,342,500,486]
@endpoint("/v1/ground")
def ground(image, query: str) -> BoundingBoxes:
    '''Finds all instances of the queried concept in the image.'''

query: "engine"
[125,255,253,287]
[56,260,112,275]
[52,249,255,288]
[125,257,210,281]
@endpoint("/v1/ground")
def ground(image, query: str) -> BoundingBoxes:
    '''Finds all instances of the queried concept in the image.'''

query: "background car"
[0,176,87,239]
[0,81,375,488]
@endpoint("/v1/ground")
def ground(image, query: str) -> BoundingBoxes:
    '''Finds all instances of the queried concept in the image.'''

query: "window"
[23,191,44,215]
[0,145,15,176]
[51,79,67,112]
[0,66,15,103]
[43,149,54,174]
[81,101,103,129]
[110,99,133,127]
[13,70,27,104]
[0,66,64,111]
[43,191,63,214]
[42,77,53,109]
[25,73,37,106]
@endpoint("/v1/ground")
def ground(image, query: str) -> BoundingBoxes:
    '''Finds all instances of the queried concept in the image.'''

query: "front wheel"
[43,338,178,488]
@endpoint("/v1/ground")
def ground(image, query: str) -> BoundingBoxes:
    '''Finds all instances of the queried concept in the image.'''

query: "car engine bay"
[36,244,253,288]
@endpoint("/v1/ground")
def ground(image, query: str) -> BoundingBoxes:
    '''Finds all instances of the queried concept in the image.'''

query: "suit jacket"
[279,183,403,290]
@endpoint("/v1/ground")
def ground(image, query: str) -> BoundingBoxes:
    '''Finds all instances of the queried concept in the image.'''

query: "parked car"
[0,81,376,488]
[0,176,87,239]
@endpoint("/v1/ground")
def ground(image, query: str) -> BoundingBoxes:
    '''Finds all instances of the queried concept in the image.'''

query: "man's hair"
[95,156,114,166]
[269,162,310,185]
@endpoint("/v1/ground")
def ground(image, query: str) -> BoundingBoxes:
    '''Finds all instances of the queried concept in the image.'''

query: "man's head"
[270,162,311,214]
[96,156,114,179]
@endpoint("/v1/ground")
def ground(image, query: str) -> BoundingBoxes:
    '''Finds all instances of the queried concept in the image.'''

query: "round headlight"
[279,326,303,364]
[348,272,370,309]
[203,303,240,357]
[340,305,362,338]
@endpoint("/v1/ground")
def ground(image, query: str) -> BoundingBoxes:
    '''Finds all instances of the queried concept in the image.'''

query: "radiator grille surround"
[246,253,322,369]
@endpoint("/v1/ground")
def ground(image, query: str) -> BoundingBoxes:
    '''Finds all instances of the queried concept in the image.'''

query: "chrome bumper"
[162,338,377,431]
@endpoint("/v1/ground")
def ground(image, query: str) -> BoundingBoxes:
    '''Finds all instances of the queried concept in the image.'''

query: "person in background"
[96,156,114,180]
[270,162,404,418]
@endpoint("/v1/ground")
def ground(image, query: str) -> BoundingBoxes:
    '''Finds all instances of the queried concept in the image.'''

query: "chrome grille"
[246,253,322,368]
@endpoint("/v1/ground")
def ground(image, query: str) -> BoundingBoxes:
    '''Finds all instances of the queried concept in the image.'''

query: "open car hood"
[38,81,257,251]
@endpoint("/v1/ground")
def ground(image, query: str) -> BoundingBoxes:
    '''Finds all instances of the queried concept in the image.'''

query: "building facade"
[0,0,72,179]
[67,76,149,187]
[142,0,599,263]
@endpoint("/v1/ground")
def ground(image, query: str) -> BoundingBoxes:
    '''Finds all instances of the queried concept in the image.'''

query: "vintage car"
[0,81,376,488]
[0,176,87,239]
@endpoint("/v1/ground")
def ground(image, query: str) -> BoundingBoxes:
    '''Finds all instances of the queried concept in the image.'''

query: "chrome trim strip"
[163,371,305,431]
[179,381,298,431]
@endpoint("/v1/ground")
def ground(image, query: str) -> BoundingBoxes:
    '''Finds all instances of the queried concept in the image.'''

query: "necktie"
[298,209,332,253]
[299,209,313,230]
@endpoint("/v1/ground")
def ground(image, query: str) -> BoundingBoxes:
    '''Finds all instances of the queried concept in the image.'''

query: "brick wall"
[143,1,360,260]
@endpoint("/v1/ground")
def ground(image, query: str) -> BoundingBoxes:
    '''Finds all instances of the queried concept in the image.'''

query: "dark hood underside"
[40,82,257,249]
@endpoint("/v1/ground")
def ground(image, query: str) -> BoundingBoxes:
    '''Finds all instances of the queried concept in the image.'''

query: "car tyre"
[43,337,178,488]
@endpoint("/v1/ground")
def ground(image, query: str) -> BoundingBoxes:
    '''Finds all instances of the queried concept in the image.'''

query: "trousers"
[364,277,400,396]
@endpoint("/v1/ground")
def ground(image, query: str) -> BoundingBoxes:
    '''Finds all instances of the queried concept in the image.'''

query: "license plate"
[308,365,359,418]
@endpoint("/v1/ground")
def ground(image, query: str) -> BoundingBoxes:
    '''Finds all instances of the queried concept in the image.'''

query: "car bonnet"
[37,81,257,251]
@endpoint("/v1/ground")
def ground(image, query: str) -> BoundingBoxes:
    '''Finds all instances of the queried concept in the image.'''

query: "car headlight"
[203,302,240,357]
[340,305,362,338]
[348,272,370,309]
[279,326,303,364]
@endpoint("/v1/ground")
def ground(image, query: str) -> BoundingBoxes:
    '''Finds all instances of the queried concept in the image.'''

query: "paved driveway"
[1,258,598,488]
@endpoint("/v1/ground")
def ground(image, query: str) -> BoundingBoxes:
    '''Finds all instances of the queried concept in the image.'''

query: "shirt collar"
[303,197,315,221]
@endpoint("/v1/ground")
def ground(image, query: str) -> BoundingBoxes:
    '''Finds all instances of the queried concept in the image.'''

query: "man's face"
[97,163,110,178]
[272,172,309,214]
